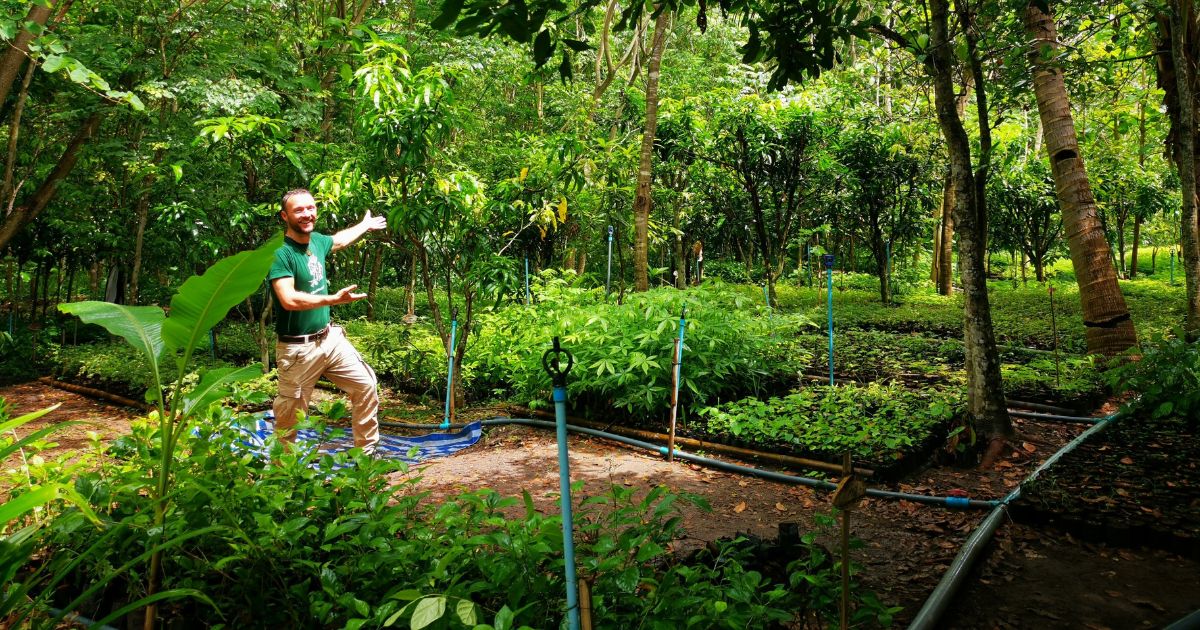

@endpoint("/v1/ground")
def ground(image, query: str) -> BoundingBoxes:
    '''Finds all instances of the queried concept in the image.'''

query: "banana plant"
[58,233,281,630]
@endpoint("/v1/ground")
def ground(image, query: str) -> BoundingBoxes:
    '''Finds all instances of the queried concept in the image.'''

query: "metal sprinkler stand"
[542,337,582,630]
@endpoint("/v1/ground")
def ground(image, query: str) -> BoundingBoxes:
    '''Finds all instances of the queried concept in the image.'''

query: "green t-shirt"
[268,233,334,336]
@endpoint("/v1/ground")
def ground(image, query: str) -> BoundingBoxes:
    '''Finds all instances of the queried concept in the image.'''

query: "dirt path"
[4,381,1198,627]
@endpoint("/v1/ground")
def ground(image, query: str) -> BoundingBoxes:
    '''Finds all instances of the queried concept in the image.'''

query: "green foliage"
[26,413,892,628]
[698,384,961,462]
[1107,332,1200,422]
[470,284,779,416]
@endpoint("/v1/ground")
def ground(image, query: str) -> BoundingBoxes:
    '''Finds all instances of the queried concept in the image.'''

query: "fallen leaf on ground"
[738,480,748,487]
[775,502,787,512]
[1104,590,1122,598]
[1120,456,1134,465]
[1022,442,1036,453]
[733,502,747,513]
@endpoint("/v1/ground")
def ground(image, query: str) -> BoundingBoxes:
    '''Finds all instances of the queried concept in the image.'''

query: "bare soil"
[4,380,1198,629]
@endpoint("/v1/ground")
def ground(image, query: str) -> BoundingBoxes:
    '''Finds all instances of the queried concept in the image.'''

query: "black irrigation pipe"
[382,417,998,510]
[1005,399,1080,416]
[1007,409,1102,424]
[906,410,1122,630]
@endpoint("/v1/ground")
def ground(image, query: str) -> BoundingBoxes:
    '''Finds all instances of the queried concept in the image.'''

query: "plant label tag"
[822,254,835,270]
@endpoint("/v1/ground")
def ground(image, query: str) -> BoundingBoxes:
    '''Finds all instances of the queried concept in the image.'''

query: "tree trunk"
[1159,0,1200,335]
[631,9,670,292]
[0,2,54,109]
[938,171,955,295]
[930,0,1011,445]
[1026,2,1138,354]
[1131,215,1142,279]
[0,113,102,253]
[367,242,383,320]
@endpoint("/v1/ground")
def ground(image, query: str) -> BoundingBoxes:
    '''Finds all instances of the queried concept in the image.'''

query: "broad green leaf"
[411,596,446,630]
[171,163,183,183]
[40,54,64,73]
[455,599,476,625]
[162,234,281,358]
[58,302,166,367]
[178,364,263,419]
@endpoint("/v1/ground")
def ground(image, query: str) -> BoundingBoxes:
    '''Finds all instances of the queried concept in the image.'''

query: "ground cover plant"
[695,384,961,468]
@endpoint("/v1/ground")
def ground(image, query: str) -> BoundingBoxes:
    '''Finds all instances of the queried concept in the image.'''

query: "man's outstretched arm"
[273,277,365,311]
[331,210,388,251]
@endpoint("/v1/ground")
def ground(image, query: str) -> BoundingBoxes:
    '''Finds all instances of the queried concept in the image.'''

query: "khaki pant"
[273,326,380,451]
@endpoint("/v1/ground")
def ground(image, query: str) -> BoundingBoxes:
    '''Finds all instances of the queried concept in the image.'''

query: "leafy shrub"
[27,409,893,628]
[697,383,961,462]
[470,284,779,417]
[1107,331,1200,421]
[341,319,447,394]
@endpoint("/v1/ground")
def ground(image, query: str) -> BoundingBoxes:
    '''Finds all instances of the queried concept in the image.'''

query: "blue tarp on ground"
[229,414,483,464]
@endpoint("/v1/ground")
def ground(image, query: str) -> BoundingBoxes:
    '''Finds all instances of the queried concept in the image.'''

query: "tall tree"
[876,0,1012,455]
[1156,0,1200,335]
[1024,1,1138,354]
[632,8,671,292]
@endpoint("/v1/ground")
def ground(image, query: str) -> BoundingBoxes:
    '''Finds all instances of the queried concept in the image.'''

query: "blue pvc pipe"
[827,267,834,387]
[209,329,216,359]
[441,317,457,430]
[552,387,581,630]
[606,226,613,295]
[763,282,770,308]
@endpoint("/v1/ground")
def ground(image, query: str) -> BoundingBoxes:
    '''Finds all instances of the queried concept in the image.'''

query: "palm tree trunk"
[632,8,670,292]
[1025,1,1138,354]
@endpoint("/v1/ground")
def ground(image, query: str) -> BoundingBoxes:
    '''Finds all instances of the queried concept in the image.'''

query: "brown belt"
[278,325,330,344]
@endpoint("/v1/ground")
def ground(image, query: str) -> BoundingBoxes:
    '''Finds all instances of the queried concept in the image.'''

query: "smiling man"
[267,188,388,454]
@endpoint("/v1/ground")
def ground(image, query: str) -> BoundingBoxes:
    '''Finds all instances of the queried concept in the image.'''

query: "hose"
[906,411,1121,629]
[1007,409,1101,424]
[446,417,998,510]
[1164,608,1200,630]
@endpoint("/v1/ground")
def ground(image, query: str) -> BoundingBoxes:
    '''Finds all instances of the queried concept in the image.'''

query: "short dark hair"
[281,188,311,215]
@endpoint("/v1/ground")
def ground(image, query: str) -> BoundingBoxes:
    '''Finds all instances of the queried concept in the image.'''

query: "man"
[268,188,387,454]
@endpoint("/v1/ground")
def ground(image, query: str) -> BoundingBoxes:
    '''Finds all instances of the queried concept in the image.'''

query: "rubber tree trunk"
[632,9,670,292]
[0,2,54,108]
[930,0,1011,444]
[1158,0,1200,336]
[1025,1,1138,354]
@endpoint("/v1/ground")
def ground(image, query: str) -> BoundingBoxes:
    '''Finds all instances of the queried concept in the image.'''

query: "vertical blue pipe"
[525,257,531,305]
[825,255,835,387]
[441,311,457,430]
[553,382,580,630]
[667,306,687,459]
[209,329,216,360]
[606,225,613,295]
[763,282,770,309]
[542,337,580,630]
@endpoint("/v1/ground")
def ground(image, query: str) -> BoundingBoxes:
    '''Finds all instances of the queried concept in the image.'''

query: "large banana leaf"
[57,303,165,367]
[177,364,263,419]
[162,234,282,359]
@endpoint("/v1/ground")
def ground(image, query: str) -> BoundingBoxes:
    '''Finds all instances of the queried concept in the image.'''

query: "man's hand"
[331,284,368,305]
[360,210,387,232]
